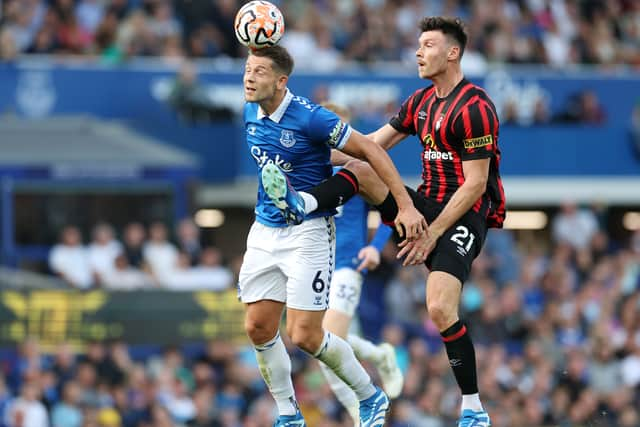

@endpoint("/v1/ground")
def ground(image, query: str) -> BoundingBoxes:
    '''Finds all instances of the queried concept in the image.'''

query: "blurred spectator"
[0,0,635,68]
[3,382,48,427]
[188,387,221,427]
[51,381,83,427]
[75,0,104,35]
[103,254,155,290]
[122,222,146,269]
[553,90,606,125]
[552,202,600,250]
[143,221,178,283]
[176,218,202,266]
[192,247,233,291]
[93,10,124,64]
[384,265,425,326]
[167,62,234,124]
[49,225,93,289]
[164,247,232,291]
[88,223,123,286]
[0,28,18,60]
[82,341,125,387]
[51,343,76,385]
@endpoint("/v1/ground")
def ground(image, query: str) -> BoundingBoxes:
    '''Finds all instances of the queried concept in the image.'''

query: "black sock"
[307,169,359,210]
[441,320,478,395]
[375,191,398,225]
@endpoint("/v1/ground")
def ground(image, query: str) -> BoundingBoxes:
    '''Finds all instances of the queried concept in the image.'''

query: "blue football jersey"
[244,90,352,227]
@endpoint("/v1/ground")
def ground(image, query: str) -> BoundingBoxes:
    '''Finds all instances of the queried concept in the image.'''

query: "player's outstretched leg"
[348,335,404,399]
[261,163,306,225]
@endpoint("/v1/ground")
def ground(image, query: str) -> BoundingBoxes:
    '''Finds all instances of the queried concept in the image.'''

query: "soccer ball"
[234,1,285,50]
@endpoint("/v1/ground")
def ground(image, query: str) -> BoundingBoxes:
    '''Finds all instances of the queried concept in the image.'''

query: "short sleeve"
[452,100,499,161]
[308,106,353,150]
[389,90,421,135]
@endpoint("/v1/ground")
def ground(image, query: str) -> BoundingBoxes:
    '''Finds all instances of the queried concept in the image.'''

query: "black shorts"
[406,187,487,284]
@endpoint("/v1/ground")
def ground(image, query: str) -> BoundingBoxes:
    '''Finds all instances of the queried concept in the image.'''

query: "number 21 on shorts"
[450,225,475,256]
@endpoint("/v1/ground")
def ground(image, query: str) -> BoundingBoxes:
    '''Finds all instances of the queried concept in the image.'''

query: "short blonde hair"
[321,102,352,122]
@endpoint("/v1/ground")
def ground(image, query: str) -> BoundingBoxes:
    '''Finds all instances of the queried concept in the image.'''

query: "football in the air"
[234,1,285,50]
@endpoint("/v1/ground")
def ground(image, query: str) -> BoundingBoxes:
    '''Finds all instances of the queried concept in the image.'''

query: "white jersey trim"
[257,89,293,123]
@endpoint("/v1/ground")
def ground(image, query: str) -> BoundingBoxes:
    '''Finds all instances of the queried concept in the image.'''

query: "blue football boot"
[359,386,390,427]
[273,410,306,426]
[261,162,305,225]
[458,409,491,427]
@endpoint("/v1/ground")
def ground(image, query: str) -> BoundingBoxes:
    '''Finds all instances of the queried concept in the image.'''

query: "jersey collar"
[257,89,293,123]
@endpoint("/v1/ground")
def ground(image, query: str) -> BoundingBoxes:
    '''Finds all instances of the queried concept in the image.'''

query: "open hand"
[397,231,438,266]
[356,245,381,272]
[394,206,427,242]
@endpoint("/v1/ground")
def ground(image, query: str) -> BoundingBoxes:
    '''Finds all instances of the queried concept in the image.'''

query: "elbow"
[467,177,488,198]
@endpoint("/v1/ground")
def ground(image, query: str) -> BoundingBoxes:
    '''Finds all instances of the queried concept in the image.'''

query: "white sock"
[254,333,298,416]
[299,191,318,214]
[313,331,375,401]
[461,393,484,412]
[319,362,359,421]
[348,334,385,363]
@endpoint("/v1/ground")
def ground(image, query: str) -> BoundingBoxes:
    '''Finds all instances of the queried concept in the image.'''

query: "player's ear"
[448,45,460,61]
[276,75,288,90]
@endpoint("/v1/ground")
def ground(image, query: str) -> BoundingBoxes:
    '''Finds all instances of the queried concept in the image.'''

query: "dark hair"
[419,17,468,57]
[249,46,294,76]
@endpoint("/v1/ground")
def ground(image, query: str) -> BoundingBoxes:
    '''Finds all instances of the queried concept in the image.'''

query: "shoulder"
[451,82,498,125]
[463,83,497,112]
[282,94,319,126]
[407,85,434,104]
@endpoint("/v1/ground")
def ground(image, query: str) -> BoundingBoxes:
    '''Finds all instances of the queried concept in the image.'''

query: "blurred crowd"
[48,219,234,291]
[0,204,637,427]
[0,0,638,68]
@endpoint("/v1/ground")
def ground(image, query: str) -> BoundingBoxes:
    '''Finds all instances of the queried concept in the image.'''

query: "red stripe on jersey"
[495,178,507,224]
[461,107,472,147]
[421,92,438,198]
[402,94,416,130]
[432,101,448,203]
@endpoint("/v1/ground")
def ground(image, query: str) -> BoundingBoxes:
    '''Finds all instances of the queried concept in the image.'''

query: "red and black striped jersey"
[389,78,506,228]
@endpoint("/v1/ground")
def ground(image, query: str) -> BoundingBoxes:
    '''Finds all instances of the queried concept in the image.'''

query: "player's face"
[416,31,451,79]
[243,55,280,103]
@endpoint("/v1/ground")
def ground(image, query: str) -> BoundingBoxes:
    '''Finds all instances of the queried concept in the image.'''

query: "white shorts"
[238,217,335,311]
[328,267,363,317]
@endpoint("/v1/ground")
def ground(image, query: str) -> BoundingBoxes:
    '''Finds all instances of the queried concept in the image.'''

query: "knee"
[427,300,457,331]
[344,159,373,184]
[343,159,386,202]
[288,324,323,354]
[245,318,278,345]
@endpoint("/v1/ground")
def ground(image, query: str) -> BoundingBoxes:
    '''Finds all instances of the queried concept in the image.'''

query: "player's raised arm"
[367,123,409,150]
[340,129,426,241]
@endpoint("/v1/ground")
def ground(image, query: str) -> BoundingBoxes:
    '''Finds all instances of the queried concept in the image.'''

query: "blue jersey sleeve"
[308,106,352,150]
[369,224,393,253]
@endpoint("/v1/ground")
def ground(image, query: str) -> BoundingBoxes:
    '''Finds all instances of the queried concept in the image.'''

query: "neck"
[432,67,464,98]
[260,89,286,116]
